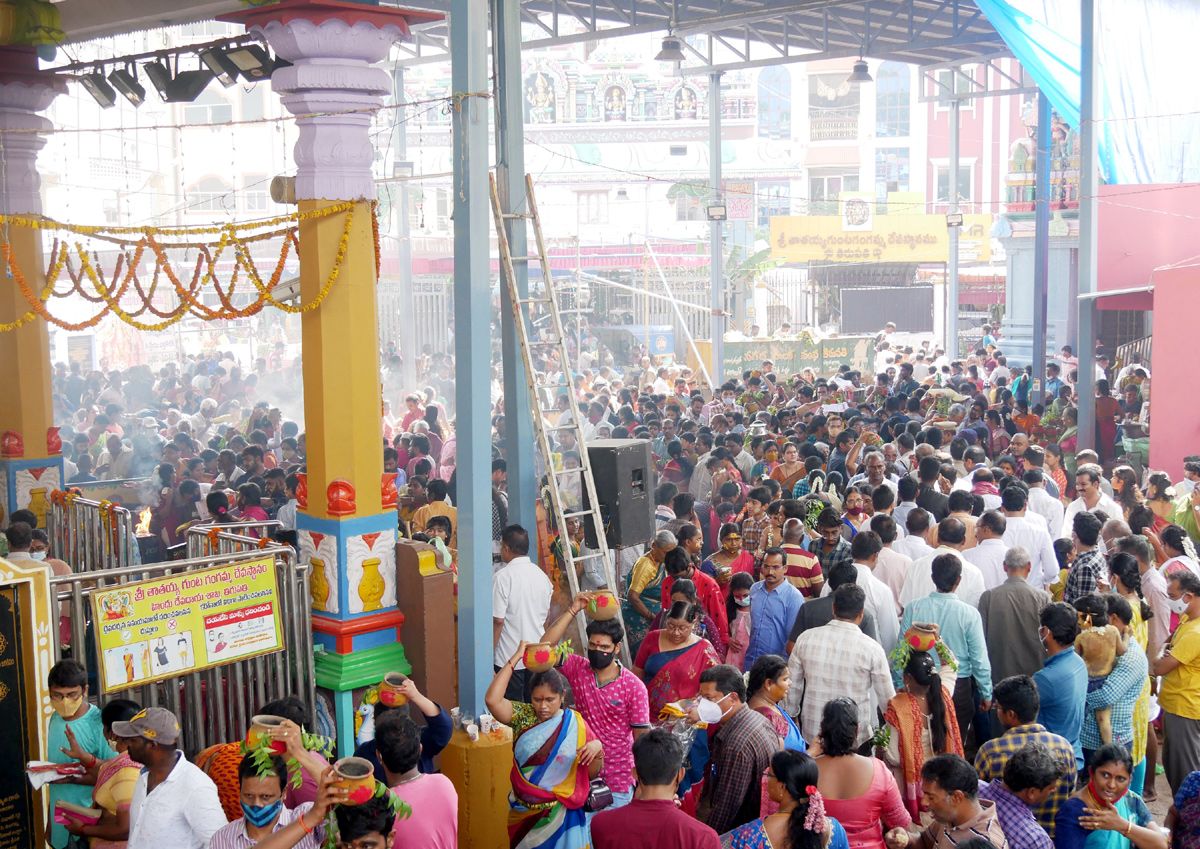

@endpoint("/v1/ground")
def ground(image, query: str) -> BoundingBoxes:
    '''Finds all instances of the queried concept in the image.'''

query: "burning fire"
[135,508,152,536]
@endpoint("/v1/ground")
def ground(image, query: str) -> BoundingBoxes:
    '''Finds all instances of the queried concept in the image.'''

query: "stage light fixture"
[108,64,145,107]
[163,69,216,103]
[199,46,239,87]
[80,67,116,108]
[143,58,173,100]
[224,43,273,81]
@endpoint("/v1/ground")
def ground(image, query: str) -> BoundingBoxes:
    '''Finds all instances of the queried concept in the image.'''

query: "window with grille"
[758,66,791,140]
[186,176,235,213]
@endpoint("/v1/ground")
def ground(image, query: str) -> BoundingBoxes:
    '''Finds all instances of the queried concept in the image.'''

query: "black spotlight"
[199,46,239,87]
[80,67,116,108]
[223,43,274,81]
[109,64,145,107]
[143,58,172,100]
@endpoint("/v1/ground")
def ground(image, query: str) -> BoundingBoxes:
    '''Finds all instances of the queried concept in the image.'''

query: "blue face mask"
[241,799,283,828]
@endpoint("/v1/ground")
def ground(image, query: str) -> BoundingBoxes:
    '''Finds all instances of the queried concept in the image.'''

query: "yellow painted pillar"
[0,49,66,524]
[223,0,442,755]
[296,198,384,519]
[441,727,514,849]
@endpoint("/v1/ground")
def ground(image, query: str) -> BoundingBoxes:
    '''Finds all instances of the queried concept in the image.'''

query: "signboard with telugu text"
[90,556,284,694]
[770,212,993,264]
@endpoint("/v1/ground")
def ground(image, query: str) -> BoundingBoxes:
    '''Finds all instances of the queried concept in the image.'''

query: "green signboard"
[717,336,874,382]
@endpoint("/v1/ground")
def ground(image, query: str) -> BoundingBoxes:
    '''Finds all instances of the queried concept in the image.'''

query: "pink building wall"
[1145,263,1200,479]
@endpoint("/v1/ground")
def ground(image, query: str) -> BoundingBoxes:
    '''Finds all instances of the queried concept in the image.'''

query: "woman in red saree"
[633,601,722,720]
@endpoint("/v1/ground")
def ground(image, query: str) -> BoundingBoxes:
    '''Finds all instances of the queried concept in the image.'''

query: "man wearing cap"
[118,707,226,849]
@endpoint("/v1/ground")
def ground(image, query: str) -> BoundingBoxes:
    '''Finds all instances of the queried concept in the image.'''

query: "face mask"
[31,551,47,561]
[52,696,83,718]
[723,397,734,406]
[696,694,730,724]
[1167,595,1191,615]
[241,799,284,828]
[587,649,615,671]
[847,507,863,516]
[734,596,751,608]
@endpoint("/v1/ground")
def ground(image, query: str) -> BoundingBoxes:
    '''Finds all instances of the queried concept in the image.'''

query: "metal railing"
[50,543,314,758]
[47,491,137,572]
[1115,335,1152,373]
[185,521,285,560]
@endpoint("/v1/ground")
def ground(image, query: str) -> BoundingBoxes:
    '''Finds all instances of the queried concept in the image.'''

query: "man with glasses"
[742,548,804,670]
[694,665,778,835]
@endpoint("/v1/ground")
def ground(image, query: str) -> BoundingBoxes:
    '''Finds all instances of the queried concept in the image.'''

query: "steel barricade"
[47,491,137,573]
[185,521,284,560]
[49,544,315,758]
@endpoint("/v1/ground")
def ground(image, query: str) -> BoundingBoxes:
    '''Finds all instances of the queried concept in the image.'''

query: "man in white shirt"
[892,475,920,531]
[869,514,910,614]
[493,524,553,701]
[1060,463,1122,539]
[962,511,1009,590]
[818,531,900,652]
[1024,469,1066,536]
[1000,484,1059,588]
[119,707,225,849]
[899,517,986,609]
[892,508,936,561]
[1174,459,1200,497]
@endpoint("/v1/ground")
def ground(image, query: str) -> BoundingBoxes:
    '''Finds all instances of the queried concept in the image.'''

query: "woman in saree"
[702,523,756,595]
[1144,472,1177,536]
[622,530,677,657]
[747,654,806,753]
[721,750,849,849]
[486,643,603,849]
[1055,743,1165,849]
[633,600,722,720]
[1045,442,1070,502]
[881,648,962,818]
[661,439,695,491]
[1111,466,1143,521]
[770,443,808,494]
[1166,770,1200,849]
[750,441,780,485]
[1107,557,1154,795]
[649,577,726,660]
[60,699,142,848]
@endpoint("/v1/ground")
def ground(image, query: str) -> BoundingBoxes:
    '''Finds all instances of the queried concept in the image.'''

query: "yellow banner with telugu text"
[770,212,993,265]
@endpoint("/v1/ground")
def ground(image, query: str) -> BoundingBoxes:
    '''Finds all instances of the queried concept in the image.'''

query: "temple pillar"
[0,48,65,528]
[223,1,440,755]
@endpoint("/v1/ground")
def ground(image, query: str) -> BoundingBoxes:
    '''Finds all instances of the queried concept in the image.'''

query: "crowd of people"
[28,319,1200,849]
[471,323,1200,849]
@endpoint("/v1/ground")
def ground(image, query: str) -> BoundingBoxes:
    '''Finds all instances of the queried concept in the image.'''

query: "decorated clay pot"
[905,624,937,653]
[245,715,288,754]
[378,672,409,707]
[333,757,377,806]
[46,426,61,455]
[522,642,557,673]
[295,473,308,509]
[585,591,619,621]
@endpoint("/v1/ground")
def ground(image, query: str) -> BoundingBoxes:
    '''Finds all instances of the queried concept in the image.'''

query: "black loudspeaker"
[583,439,654,549]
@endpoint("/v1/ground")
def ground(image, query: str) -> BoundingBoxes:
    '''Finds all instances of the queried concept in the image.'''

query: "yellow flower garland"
[0,202,378,333]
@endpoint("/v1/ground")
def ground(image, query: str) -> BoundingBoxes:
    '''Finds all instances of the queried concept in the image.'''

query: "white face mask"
[31,551,47,561]
[1167,594,1191,616]
[696,693,731,724]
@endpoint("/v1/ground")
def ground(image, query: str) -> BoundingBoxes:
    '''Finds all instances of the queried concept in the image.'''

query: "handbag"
[582,778,613,812]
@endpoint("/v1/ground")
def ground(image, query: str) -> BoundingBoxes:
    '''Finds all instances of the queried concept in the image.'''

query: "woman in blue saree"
[722,750,850,849]
[486,641,604,849]
[1056,744,1166,849]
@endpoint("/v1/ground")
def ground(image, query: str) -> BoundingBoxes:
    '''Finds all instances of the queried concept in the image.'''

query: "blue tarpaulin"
[975,0,1200,185]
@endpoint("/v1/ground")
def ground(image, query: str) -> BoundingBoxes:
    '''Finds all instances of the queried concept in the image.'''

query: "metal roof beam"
[692,28,1000,72]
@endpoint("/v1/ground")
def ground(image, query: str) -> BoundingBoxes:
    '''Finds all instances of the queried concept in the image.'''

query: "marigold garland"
[0,202,380,333]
